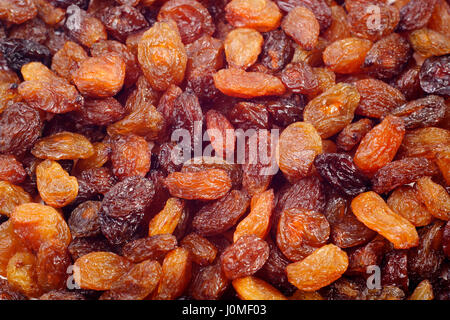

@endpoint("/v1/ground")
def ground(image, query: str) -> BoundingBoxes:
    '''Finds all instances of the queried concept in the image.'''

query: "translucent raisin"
[233,276,287,300]
[32,131,94,161]
[281,62,318,95]
[275,0,332,31]
[323,37,372,74]
[225,0,282,32]
[224,28,263,69]
[36,240,71,292]
[281,6,319,51]
[181,233,218,266]
[415,176,450,221]
[64,5,107,48]
[336,118,374,151]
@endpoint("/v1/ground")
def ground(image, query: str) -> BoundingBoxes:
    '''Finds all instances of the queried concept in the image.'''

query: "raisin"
[323,37,372,74]
[19,62,84,114]
[213,68,286,98]
[220,235,269,280]
[436,150,450,185]
[354,115,405,174]
[36,240,71,292]
[205,110,235,158]
[336,118,373,151]
[11,203,72,252]
[68,201,102,238]
[0,38,50,73]
[0,0,37,24]
[347,237,386,275]
[419,54,450,96]
[409,279,434,300]
[73,251,132,290]
[51,41,88,82]
[8,18,48,45]
[428,0,450,35]
[122,234,177,264]
[97,5,149,42]
[232,276,287,300]
[415,176,450,221]
[91,40,141,89]
[67,236,111,261]
[392,65,424,100]
[286,244,348,291]
[408,221,445,281]
[148,198,185,237]
[281,6,319,51]
[77,97,125,127]
[409,28,450,58]
[351,191,419,249]
[0,155,26,184]
[397,0,437,32]
[234,189,274,242]
[225,0,282,32]
[381,250,409,293]
[398,127,450,160]
[224,28,263,69]
[277,122,322,182]
[281,62,318,95]
[110,134,151,181]
[138,21,187,91]
[323,5,351,42]
[387,186,433,227]
[0,181,32,217]
[260,29,293,72]
[165,169,232,200]
[99,176,155,245]
[189,262,229,300]
[192,189,250,236]
[303,83,360,138]
[73,53,126,98]
[158,0,214,44]
[347,2,399,42]
[32,131,94,160]
[0,220,26,277]
[372,157,438,194]
[229,101,270,130]
[153,247,192,300]
[355,78,406,118]
[275,0,331,31]
[40,290,85,300]
[65,5,107,48]
[444,222,450,258]
[36,159,78,208]
[34,0,65,26]
[265,94,305,127]
[100,260,161,300]
[391,95,446,129]
[7,251,41,297]
[364,33,412,80]
[315,153,370,197]
[277,207,330,261]
[181,233,217,266]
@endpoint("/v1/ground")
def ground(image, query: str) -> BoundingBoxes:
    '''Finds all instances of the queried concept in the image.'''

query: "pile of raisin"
[0,0,449,301]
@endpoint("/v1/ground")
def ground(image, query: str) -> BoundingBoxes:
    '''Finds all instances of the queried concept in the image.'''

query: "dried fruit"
[0,155,26,184]
[0,38,49,72]
[281,62,318,95]
[277,208,330,261]
[372,157,438,194]
[51,41,88,82]
[286,244,348,291]
[232,276,287,300]
[234,189,274,242]
[64,5,107,48]
[397,0,437,32]
[355,78,406,119]
[181,233,217,266]
[11,203,71,252]
[354,115,405,174]
[351,191,419,249]
[409,28,450,58]
[68,201,102,238]
[158,0,214,44]
[336,118,373,151]
[100,260,161,300]
[213,68,286,98]
[220,235,269,280]
[153,247,192,300]
[409,279,434,300]
[314,153,370,197]
[148,198,184,237]
[225,0,282,32]
[0,0,37,24]
[275,0,331,31]
[281,6,319,51]
[32,131,94,160]
[36,160,78,208]
[110,134,151,181]
[415,176,450,221]
[224,28,263,69]
[323,37,372,74]
[303,83,360,138]
[189,262,229,300]
[7,251,41,297]
[0,181,32,217]
[165,169,232,200]
[138,21,187,91]
[36,240,71,292]
[277,122,322,182]
[261,29,293,72]
[398,127,450,160]
[419,54,450,96]
[73,54,126,98]
[73,251,132,290]
[387,186,433,227]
